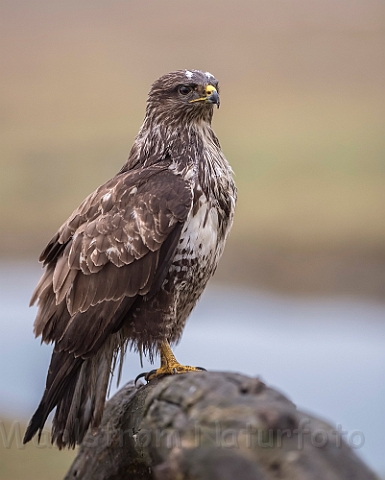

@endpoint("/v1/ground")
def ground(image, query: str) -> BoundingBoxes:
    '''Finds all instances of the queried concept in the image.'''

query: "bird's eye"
[178,85,192,95]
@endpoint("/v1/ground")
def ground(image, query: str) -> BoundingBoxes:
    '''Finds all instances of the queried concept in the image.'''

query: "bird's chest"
[168,194,222,290]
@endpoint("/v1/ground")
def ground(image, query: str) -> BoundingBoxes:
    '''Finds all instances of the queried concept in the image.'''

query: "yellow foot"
[144,363,206,382]
[135,340,206,384]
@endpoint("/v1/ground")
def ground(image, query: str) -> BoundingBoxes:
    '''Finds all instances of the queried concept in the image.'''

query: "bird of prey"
[23,69,237,448]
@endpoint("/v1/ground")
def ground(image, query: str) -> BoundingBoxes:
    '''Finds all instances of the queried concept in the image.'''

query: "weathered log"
[64,371,376,480]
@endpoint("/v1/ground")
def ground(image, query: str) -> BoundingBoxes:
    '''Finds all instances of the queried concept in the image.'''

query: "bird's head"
[146,70,220,125]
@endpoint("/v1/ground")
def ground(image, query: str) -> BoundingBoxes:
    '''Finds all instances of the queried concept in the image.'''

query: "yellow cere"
[205,85,217,95]
[189,84,217,103]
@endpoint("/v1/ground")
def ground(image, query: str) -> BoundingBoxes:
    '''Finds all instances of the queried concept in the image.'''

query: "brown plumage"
[23,69,236,448]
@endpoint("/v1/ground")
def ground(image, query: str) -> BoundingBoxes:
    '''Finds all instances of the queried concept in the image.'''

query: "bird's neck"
[123,114,217,172]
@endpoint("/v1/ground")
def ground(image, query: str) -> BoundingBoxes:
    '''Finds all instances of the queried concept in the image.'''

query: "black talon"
[145,369,159,382]
[135,366,207,386]
[134,371,151,385]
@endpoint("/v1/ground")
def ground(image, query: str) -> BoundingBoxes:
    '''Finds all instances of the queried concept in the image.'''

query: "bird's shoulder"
[40,161,193,267]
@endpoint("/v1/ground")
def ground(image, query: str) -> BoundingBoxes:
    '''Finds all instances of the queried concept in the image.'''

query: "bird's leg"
[138,340,205,383]
[159,339,180,369]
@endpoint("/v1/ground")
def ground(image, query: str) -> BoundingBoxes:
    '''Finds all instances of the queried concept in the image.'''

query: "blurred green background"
[2,0,384,298]
[1,0,384,478]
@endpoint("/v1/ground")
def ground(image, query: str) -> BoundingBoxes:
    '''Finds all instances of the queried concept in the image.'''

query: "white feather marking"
[184,168,195,181]
[101,191,113,213]
[107,247,120,256]
[167,160,179,173]
[205,71,214,79]
[174,196,218,263]
[185,70,193,80]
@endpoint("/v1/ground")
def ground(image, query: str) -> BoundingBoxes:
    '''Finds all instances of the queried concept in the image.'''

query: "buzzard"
[23,69,237,448]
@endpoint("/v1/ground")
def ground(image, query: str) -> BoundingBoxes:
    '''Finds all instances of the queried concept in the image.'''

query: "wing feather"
[30,264,54,307]
[32,163,192,359]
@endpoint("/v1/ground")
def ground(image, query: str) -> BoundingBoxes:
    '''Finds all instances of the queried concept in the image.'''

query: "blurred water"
[0,261,384,475]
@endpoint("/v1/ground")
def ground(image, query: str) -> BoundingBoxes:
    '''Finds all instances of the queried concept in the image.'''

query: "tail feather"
[23,402,46,444]
[23,351,83,446]
[23,337,116,449]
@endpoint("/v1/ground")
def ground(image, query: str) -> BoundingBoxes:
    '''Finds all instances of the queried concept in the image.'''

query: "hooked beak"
[190,85,220,108]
